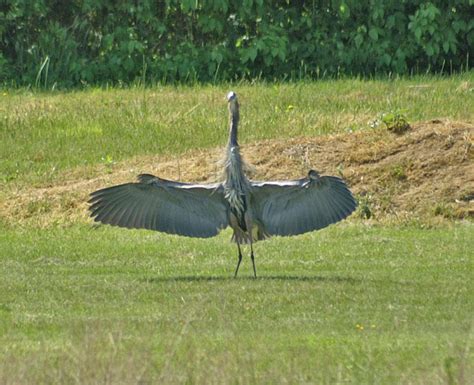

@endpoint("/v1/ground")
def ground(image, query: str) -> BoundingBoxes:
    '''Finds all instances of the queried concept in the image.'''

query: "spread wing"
[251,172,357,236]
[89,174,229,238]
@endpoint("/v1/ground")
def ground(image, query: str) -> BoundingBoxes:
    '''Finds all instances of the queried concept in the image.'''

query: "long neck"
[224,101,248,190]
[228,102,240,147]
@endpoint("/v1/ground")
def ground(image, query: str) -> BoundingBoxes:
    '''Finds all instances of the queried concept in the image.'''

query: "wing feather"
[101,195,130,224]
[89,175,229,238]
[130,198,146,229]
[142,198,155,230]
[117,195,141,228]
[251,174,357,236]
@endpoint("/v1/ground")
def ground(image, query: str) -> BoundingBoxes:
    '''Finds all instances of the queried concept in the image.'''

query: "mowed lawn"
[1,76,473,384]
[0,225,472,384]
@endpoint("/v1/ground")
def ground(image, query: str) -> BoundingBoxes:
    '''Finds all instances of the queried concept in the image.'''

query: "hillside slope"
[2,120,472,227]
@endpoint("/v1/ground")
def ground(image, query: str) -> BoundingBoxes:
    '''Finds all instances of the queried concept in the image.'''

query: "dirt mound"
[245,119,473,221]
[1,120,473,227]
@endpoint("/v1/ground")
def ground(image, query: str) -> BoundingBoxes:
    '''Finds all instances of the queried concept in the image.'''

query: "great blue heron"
[89,91,357,277]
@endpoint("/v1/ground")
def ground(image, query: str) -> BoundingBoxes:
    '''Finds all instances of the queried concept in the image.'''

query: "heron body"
[89,91,357,277]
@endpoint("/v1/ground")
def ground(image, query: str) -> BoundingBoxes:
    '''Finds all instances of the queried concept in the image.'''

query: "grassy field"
[1,75,473,384]
[1,74,473,187]
[1,224,472,384]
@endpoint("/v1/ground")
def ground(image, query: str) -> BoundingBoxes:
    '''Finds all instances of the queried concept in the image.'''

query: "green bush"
[0,0,472,87]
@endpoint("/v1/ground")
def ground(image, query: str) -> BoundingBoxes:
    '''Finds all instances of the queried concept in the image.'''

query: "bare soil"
[2,120,473,227]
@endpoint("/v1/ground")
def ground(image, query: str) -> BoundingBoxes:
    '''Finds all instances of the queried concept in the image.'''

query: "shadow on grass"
[143,275,361,284]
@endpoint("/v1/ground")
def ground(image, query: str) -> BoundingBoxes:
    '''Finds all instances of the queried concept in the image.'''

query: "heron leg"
[234,242,243,278]
[250,241,257,278]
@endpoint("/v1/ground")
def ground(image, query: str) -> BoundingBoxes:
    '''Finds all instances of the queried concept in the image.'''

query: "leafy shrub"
[0,0,472,87]
[381,111,411,134]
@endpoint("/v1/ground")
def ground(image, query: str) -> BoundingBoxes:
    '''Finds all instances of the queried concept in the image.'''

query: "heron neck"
[224,145,247,192]
[228,108,239,147]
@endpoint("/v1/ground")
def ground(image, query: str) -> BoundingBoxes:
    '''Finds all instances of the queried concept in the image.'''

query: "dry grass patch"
[1,120,472,227]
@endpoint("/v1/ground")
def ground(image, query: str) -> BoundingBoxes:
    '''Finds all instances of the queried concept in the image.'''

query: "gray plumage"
[89,91,357,277]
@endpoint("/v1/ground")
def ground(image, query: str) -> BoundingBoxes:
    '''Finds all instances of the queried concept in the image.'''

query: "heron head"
[227,91,237,102]
[227,91,239,117]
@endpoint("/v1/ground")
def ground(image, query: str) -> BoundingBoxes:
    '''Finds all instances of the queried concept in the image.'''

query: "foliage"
[0,0,472,87]
[356,193,373,219]
[381,110,411,134]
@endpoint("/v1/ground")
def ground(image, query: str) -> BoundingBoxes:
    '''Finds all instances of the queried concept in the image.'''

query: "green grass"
[1,224,472,384]
[1,74,473,186]
[1,77,473,383]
